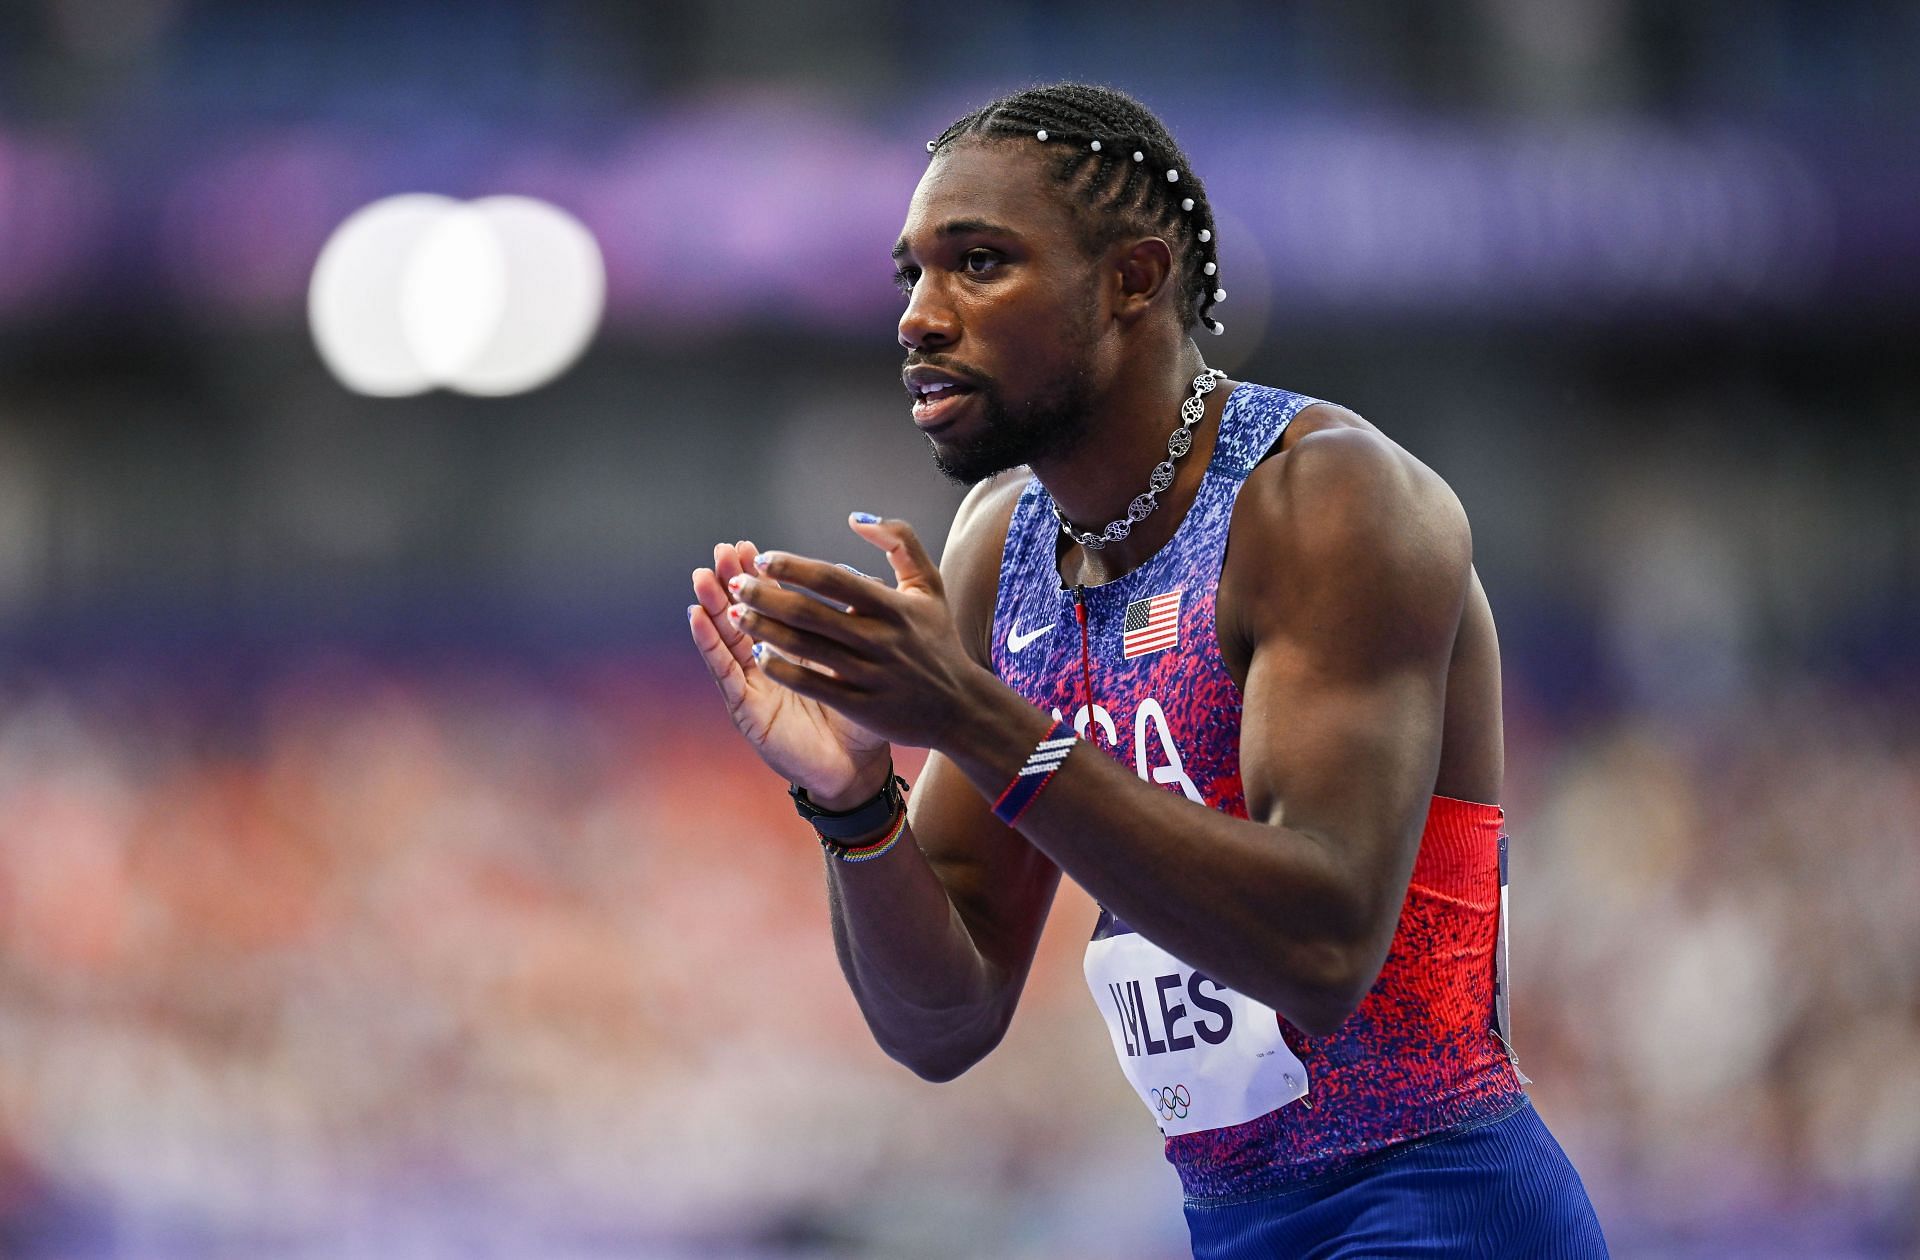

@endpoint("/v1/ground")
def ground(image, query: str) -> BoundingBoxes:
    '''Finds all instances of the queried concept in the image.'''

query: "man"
[689,84,1606,1256]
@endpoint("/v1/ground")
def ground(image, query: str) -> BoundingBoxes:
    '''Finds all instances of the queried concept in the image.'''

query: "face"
[892,139,1106,485]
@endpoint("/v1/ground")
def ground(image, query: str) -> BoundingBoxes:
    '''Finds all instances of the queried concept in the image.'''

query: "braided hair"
[927,83,1224,335]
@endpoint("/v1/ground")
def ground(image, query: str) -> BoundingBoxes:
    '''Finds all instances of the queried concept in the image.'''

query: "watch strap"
[791,770,907,840]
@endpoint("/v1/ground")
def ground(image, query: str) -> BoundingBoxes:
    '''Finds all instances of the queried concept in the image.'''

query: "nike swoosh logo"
[1007,621,1056,653]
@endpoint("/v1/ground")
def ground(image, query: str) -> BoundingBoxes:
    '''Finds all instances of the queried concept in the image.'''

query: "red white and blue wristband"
[991,717,1077,825]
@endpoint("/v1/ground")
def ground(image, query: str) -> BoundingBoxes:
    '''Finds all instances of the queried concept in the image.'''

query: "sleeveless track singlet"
[988,383,1530,1198]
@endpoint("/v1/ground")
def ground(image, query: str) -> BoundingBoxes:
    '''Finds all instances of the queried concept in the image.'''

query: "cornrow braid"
[927,83,1226,335]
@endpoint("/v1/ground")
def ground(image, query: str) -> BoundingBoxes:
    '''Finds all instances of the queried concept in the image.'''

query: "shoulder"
[1224,403,1471,660]
[940,469,1032,665]
[1245,403,1468,560]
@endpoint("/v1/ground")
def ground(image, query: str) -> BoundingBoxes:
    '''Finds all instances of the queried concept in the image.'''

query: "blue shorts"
[1182,1101,1608,1258]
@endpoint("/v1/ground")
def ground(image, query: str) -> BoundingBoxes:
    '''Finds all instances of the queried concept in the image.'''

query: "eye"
[892,266,920,295]
[961,249,1001,275]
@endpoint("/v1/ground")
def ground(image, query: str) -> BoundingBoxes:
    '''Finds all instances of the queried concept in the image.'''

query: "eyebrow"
[891,218,1019,262]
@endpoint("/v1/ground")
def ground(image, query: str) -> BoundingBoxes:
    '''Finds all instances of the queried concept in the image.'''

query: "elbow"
[896,1046,989,1084]
[1286,988,1366,1040]
[873,1007,1012,1083]
[1274,938,1382,1039]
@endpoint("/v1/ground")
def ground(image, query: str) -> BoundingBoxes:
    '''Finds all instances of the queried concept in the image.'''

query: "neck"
[1032,335,1220,585]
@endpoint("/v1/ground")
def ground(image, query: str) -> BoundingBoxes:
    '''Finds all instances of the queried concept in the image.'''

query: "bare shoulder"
[1251,403,1469,558]
[940,468,1031,665]
[1224,403,1471,665]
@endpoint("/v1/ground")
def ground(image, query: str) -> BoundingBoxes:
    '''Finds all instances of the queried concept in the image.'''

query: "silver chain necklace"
[1051,368,1224,551]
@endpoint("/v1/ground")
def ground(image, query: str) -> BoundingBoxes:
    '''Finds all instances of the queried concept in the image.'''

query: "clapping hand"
[689,535,892,808]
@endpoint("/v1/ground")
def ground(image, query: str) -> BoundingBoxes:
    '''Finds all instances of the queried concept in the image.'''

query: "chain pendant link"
[1053,369,1223,552]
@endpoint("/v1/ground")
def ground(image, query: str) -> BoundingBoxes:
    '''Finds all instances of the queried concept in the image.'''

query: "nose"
[897,277,958,352]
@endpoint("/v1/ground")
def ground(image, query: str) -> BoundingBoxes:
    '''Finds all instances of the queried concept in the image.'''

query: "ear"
[1110,236,1176,326]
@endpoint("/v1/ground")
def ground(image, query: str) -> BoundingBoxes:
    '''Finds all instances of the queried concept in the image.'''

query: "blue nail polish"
[687,604,700,619]
[753,552,774,571]
[851,512,880,525]
[752,643,766,662]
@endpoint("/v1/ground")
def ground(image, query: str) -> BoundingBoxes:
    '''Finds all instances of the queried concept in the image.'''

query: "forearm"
[823,825,1011,1080]
[938,683,1388,1034]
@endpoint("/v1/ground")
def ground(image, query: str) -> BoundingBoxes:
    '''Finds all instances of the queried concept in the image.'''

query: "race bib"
[1084,917,1309,1137]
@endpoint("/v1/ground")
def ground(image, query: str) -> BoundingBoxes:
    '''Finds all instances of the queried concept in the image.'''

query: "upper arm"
[1229,427,1472,947]
[908,474,1062,1008]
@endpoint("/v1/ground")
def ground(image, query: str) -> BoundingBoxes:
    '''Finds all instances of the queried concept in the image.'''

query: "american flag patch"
[1122,590,1181,659]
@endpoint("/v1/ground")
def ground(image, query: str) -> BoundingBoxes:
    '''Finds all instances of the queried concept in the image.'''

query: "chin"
[928,438,1019,487]
[923,370,1094,486]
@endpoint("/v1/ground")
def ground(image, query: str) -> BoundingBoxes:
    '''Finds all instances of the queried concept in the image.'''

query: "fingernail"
[753,551,776,571]
[851,512,880,525]
[687,604,699,620]
[835,563,868,578]
[727,574,746,594]
[727,604,746,624]
[752,643,766,662]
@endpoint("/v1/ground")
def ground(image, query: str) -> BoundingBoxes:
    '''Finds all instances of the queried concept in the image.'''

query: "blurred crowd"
[0,653,1913,1257]
[0,657,1160,1257]
[1509,685,1920,1256]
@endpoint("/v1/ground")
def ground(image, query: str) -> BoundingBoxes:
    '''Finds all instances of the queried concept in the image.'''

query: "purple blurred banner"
[0,97,1907,328]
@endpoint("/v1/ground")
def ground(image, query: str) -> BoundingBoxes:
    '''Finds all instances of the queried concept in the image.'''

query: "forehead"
[896,139,1079,249]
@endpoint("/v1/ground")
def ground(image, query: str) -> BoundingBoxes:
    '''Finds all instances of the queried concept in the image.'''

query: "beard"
[923,310,1101,487]
[926,373,1095,486]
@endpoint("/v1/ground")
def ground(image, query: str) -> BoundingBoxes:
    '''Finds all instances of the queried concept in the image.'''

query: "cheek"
[973,272,1087,350]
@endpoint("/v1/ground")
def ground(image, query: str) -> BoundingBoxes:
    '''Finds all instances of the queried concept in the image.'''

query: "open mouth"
[910,381,977,428]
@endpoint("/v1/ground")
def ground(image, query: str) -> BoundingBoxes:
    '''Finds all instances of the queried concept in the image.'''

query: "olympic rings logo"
[1150,1084,1191,1121]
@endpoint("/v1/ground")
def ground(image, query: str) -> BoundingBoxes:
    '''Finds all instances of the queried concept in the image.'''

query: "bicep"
[1233,432,1470,926]
[1239,635,1449,866]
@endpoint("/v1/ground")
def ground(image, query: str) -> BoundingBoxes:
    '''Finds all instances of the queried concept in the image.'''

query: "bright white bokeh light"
[309,194,606,398]
[450,197,607,397]
[400,204,510,383]
[309,194,459,397]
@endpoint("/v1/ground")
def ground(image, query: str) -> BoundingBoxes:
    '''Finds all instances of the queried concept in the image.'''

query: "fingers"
[687,601,749,708]
[735,605,871,683]
[713,539,758,585]
[749,550,896,615]
[752,642,854,708]
[726,571,870,646]
[849,514,943,597]
[692,567,757,672]
[696,540,760,671]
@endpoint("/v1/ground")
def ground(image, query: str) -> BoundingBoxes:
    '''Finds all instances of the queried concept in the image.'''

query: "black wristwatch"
[791,767,909,841]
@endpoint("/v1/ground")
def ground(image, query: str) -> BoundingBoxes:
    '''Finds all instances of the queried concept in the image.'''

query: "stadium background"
[1,2,1916,1256]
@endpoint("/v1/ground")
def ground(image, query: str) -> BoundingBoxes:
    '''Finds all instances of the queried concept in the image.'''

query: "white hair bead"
[1214,288,1226,302]
[1090,140,1101,152]
[1203,261,1216,275]
[1209,319,1226,335]
[1167,168,1180,182]
[1036,130,1048,141]
[1181,198,1194,211]
[926,140,936,152]
[1133,150,1144,162]
[1198,229,1211,243]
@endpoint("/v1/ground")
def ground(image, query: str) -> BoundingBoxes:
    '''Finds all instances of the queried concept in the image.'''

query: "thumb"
[849,512,942,596]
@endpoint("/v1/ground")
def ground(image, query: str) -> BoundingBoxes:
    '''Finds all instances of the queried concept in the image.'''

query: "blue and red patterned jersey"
[988,382,1527,1197]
